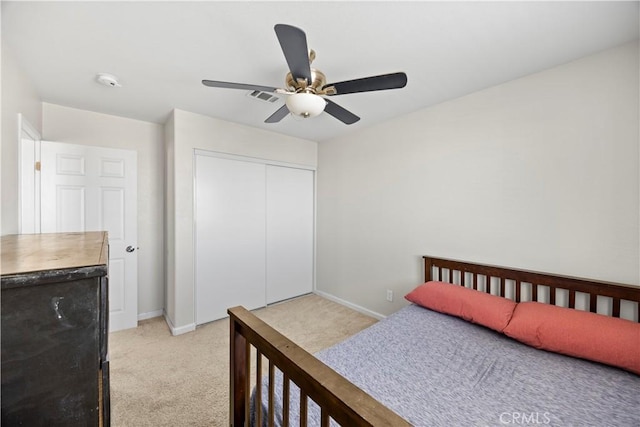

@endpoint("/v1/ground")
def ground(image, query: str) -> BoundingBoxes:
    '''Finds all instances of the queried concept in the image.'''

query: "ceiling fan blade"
[202,80,279,93]
[324,99,360,125]
[265,104,290,123]
[274,24,312,83]
[324,72,407,95]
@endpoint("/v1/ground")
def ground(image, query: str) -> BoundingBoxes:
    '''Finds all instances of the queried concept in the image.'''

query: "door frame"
[18,114,42,234]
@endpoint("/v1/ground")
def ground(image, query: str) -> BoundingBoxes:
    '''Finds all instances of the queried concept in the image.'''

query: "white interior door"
[40,141,138,332]
[195,154,266,324]
[266,166,314,304]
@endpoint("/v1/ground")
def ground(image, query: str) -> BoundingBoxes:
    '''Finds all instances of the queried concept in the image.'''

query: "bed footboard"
[228,306,411,427]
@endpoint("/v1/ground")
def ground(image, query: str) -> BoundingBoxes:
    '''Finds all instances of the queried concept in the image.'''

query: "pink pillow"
[405,281,517,332]
[504,302,640,375]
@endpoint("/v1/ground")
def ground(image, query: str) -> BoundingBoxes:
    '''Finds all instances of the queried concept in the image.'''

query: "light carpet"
[108,294,377,426]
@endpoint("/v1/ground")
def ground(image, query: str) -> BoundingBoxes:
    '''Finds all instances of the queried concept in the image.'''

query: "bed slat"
[282,375,290,427]
[268,361,275,427]
[300,391,307,427]
[321,410,330,427]
[256,351,263,427]
[230,322,248,426]
[515,280,521,302]
[569,290,576,309]
[613,298,621,318]
[245,341,251,423]
[593,295,599,312]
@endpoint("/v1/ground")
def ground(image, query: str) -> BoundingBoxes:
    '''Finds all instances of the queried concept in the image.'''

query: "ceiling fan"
[202,24,408,125]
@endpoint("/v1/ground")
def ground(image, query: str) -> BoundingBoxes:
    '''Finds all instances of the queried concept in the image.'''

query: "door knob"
[126,246,136,253]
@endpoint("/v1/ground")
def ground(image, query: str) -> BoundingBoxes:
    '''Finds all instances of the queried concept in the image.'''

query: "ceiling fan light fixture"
[285,92,326,119]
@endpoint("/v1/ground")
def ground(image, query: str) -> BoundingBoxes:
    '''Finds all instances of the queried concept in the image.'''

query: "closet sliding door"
[266,166,314,304]
[195,155,266,324]
[195,153,315,324]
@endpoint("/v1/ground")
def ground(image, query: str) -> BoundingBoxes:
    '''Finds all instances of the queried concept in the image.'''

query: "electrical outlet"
[386,289,393,302]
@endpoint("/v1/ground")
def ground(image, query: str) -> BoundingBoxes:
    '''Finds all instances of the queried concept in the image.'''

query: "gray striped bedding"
[252,304,640,426]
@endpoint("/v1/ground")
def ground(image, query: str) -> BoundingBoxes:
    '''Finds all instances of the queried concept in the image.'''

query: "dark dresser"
[1,232,110,426]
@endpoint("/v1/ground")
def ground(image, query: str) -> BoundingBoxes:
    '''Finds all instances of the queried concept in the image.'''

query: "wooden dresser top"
[1,232,108,276]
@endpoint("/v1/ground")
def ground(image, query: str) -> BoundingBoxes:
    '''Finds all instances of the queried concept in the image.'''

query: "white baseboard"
[138,309,163,321]
[313,290,386,320]
[163,312,196,336]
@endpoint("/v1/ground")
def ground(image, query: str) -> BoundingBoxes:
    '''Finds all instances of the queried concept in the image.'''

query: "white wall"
[165,109,317,333]
[42,103,165,318]
[164,112,176,326]
[1,43,42,235]
[317,41,640,317]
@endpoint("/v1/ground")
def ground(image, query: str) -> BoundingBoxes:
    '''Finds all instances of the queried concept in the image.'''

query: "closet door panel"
[266,166,314,304]
[195,155,266,324]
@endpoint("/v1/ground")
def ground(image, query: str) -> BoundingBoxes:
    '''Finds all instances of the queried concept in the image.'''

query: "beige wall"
[317,41,640,317]
[1,43,42,235]
[165,109,317,333]
[42,103,165,318]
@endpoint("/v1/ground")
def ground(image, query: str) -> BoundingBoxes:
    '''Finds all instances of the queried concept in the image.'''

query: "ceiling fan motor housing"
[286,69,335,95]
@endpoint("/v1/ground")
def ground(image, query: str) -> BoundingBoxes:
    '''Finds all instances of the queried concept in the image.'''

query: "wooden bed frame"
[228,256,640,427]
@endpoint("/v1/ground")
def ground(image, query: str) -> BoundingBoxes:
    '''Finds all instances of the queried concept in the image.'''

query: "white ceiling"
[3,1,638,142]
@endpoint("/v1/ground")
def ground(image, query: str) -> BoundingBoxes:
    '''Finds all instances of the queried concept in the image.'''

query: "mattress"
[252,304,640,426]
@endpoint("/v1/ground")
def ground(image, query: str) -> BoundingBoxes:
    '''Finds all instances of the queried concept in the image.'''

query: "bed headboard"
[423,256,640,322]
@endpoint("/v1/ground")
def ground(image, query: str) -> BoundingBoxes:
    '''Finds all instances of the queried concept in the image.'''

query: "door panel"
[40,141,137,332]
[100,157,125,177]
[266,166,314,304]
[56,153,85,175]
[56,186,85,231]
[108,258,125,312]
[195,155,267,324]
[100,188,125,239]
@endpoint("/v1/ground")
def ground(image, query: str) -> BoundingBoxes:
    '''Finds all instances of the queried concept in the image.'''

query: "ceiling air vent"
[247,90,279,103]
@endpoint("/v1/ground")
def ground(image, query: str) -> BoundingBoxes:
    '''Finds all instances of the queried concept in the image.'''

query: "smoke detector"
[96,73,121,88]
